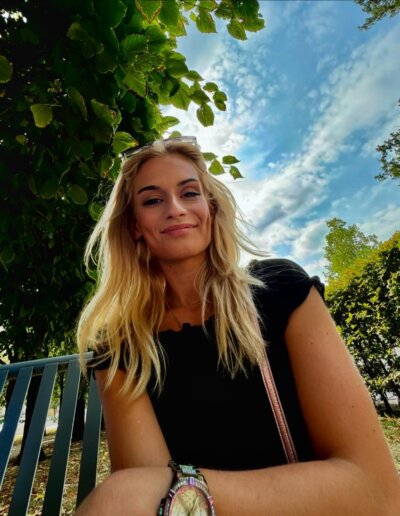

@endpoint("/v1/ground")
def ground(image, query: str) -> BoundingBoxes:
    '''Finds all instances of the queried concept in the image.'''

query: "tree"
[0,0,266,366]
[326,232,400,412]
[354,0,400,30]
[354,1,400,183]
[324,218,378,284]
[375,101,400,183]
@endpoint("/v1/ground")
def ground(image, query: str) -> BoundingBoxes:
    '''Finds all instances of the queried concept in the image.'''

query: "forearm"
[203,458,395,516]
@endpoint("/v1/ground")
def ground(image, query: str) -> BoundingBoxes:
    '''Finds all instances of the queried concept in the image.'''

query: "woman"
[77,137,399,515]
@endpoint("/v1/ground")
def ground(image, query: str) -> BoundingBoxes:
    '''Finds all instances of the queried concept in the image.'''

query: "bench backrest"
[0,353,102,515]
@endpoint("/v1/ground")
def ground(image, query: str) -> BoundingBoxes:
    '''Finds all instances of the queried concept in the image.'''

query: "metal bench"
[0,353,103,515]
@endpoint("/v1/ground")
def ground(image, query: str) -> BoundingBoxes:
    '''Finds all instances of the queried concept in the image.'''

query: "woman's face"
[132,153,212,267]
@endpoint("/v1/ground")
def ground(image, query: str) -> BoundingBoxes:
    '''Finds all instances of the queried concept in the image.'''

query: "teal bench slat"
[9,363,58,516]
[77,373,103,506]
[0,366,33,489]
[42,359,81,515]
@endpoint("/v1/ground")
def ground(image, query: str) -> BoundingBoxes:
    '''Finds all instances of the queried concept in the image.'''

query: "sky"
[164,0,400,281]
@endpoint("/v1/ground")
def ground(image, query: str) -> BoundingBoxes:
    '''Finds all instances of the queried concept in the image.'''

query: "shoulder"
[248,258,325,325]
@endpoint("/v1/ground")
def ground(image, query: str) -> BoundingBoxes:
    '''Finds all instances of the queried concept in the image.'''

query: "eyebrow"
[136,178,199,195]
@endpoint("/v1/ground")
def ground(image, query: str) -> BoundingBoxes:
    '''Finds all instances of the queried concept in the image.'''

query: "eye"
[182,190,201,198]
[142,197,162,206]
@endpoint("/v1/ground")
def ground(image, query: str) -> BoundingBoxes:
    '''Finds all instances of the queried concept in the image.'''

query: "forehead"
[133,153,200,192]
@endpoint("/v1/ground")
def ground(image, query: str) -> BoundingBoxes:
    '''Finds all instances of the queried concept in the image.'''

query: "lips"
[161,223,197,234]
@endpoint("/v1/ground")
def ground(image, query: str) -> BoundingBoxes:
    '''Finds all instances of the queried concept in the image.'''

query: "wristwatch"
[158,460,216,515]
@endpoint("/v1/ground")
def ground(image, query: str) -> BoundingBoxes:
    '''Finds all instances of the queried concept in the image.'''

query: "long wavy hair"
[77,139,266,399]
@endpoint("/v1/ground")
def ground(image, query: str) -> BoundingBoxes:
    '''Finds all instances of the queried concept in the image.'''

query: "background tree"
[375,101,400,183]
[354,0,400,30]
[323,217,378,284]
[354,0,400,183]
[326,232,400,414]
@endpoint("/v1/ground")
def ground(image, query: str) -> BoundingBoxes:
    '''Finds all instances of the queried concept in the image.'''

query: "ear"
[131,221,142,240]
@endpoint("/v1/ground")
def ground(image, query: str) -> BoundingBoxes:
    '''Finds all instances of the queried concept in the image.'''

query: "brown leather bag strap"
[259,347,299,463]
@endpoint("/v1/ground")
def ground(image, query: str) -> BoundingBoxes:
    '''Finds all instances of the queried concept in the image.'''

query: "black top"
[92,258,325,471]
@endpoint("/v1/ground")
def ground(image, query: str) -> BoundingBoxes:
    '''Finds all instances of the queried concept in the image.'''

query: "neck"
[160,257,205,308]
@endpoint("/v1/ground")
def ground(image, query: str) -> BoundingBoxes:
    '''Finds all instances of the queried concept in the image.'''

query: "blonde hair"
[77,140,266,399]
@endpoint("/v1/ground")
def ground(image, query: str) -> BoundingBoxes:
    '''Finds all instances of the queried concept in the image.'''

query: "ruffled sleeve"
[249,258,325,338]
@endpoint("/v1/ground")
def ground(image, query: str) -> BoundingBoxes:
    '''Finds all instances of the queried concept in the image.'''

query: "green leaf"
[30,104,53,128]
[214,100,226,111]
[66,22,100,58]
[213,91,227,102]
[185,70,204,81]
[204,82,219,92]
[95,0,127,28]
[209,159,224,175]
[113,132,139,155]
[120,92,137,113]
[197,103,214,126]
[196,12,217,33]
[40,178,59,199]
[109,157,122,181]
[231,0,259,19]
[100,155,114,174]
[215,1,232,20]
[242,16,265,32]
[170,83,191,110]
[202,152,217,161]
[199,0,218,9]
[159,0,180,28]
[229,165,243,179]
[16,134,27,144]
[91,99,118,127]
[124,71,147,97]
[169,130,182,138]
[89,202,104,221]
[190,12,197,23]
[146,24,169,52]
[222,155,240,164]
[95,48,118,73]
[67,184,88,205]
[121,34,148,61]
[190,90,211,105]
[227,18,247,40]
[161,116,180,128]
[166,58,188,78]
[0,55,13,83]
[135,0,163,23]
[67,87,88,120]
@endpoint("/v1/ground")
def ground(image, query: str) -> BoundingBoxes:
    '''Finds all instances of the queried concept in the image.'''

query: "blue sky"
[166,1,400,280]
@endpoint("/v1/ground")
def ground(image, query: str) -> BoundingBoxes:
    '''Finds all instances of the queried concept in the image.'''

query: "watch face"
[169,485,211,516]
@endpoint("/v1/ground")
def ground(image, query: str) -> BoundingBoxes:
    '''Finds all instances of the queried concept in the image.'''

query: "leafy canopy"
[324,218,378,285]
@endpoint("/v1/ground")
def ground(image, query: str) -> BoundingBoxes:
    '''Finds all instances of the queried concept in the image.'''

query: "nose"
[165,194,186,218]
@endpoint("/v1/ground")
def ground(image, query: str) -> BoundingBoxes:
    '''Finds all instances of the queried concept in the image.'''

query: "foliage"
[375,101,400,183]
[353,2,400,184]
[354,0,400,30]
[326,232,400,407]
[0,0,265,363]
[324,218,378,284]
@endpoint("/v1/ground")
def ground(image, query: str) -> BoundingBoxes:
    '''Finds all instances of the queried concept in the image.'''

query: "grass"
[1,417,399,515]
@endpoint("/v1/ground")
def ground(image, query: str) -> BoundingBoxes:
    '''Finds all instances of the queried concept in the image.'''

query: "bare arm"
[202,287,400,515]
[95,369,170,472]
